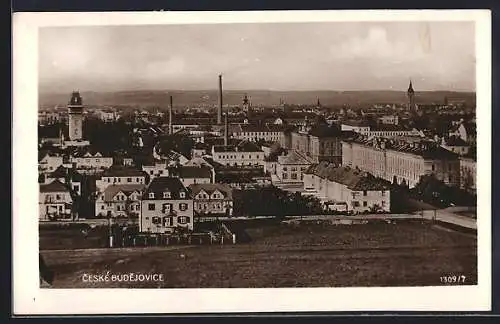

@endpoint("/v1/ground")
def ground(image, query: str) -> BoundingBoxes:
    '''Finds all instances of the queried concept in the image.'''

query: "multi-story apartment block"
[140,177,194,233]
[341,136,460,188]
[211,141,265,167]
[232,124,285,143]
[459,150,476,194]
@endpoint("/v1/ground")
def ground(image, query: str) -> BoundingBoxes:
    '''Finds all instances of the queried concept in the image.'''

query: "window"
[107,178,111,183]
[163,192,171,199]
[178,216,190,224]
[179,203,188,211]
[363,201,367,207]
[136,178,140,182]
[118,178,121,183]
[363,191,367,196]
[381,191,385,196]
[73,185,78,191]
[127,178,132,183]
[282,173,288,179]
[291,173,297,180]
[101,205,104,210]
[180,192,185,198]
[149,192,155,199]
[152,216,161,224]
[162,203,172,213]
[148,203,155,211]
[432,164,435,171]
[283,167,288,171]
[117,205,121,211]
[150,170,154,175]
[159,170,163,175]
[352,201,360,207]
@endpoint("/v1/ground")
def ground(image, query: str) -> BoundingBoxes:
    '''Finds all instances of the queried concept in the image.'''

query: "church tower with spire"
[407,80,416,111]
[242,93,251,117]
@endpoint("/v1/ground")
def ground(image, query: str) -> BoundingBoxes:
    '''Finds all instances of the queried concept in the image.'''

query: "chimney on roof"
[218,74,223,125]
[169,95,173,135]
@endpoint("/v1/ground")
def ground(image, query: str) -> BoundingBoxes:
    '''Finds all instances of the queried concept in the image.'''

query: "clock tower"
[68,91,84,141]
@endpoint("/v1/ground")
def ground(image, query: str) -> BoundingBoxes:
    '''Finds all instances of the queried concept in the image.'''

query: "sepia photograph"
[13,10,491,314]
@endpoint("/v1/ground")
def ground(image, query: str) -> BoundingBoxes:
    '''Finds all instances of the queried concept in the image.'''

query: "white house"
[303,162,391,214]
[38,152,63,173]
[39,180,73,221]
[211,141,265,167]
[70,150,113,173]
[275,150,313,183]
[96,167,149,193]
[140,177,194,233]
[95,184,145,218]
[189,183,234,217]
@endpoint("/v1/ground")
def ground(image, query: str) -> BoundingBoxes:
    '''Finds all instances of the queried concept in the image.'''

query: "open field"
[41,220,477,288]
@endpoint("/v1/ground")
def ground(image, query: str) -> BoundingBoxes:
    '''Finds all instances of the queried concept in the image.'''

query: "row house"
[39,180,73,221]
[95,167,149,192]
[95,184,145,218]
[140,177,194,233]
[188,183,233,217]
[367,124,422,138]
[70,150,113,173]
[342,136,460,188]
[303,162,391,214]
[232,124,285,143]
[211,141,265,167]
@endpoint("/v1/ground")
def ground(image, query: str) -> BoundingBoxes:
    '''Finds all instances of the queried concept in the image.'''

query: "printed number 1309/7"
[440,275,466,284]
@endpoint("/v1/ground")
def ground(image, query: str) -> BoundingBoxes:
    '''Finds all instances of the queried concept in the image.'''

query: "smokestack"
[224,109,228,147]
[218,74,223,125]
[169,95,173,135]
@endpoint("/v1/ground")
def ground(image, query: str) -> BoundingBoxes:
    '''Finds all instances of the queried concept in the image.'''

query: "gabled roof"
[278,150,313,165]
[169,166,212,179]
[305,162,391,191]
[102,184,146,201]
[188,183,233,200]
[40,179,69,193]
[142,177,191,200]
[47,166,84,182]
[102,166,148,177]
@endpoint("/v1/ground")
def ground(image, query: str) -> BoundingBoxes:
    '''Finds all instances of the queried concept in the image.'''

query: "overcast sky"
[39,22,475,93]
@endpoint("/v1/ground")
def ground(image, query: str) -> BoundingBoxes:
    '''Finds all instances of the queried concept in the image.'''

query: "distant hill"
[38,89,476,109]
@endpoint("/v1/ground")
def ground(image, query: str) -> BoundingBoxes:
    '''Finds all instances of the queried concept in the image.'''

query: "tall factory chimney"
[224,108,228,146]
[218,74,223,125]
[169,95,173,135]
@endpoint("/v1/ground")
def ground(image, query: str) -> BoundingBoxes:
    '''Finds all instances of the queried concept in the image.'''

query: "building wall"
[460,158,476,193]
[140,199,194,233]
[194,199,233,216]
[39,191,72,221]
[39,156,63,173]
[71,157,113,170]
[179,177,211,187]
[212,151,265,167]
[302,173,390,213]
[68,112,83,141]
[233,131,283,143]
[342,141,460,188]
[276,163,309,183]
[96,176,147,192]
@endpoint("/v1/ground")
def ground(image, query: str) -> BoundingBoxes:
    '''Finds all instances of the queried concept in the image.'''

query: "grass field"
[41,220,477,288]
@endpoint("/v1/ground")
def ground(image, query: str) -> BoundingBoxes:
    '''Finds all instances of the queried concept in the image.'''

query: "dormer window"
[149,192,155,199]
[179,192,185,199]
[163,192,171,199]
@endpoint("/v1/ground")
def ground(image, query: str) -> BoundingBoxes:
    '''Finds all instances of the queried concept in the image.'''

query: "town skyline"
[39,21,475,93]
